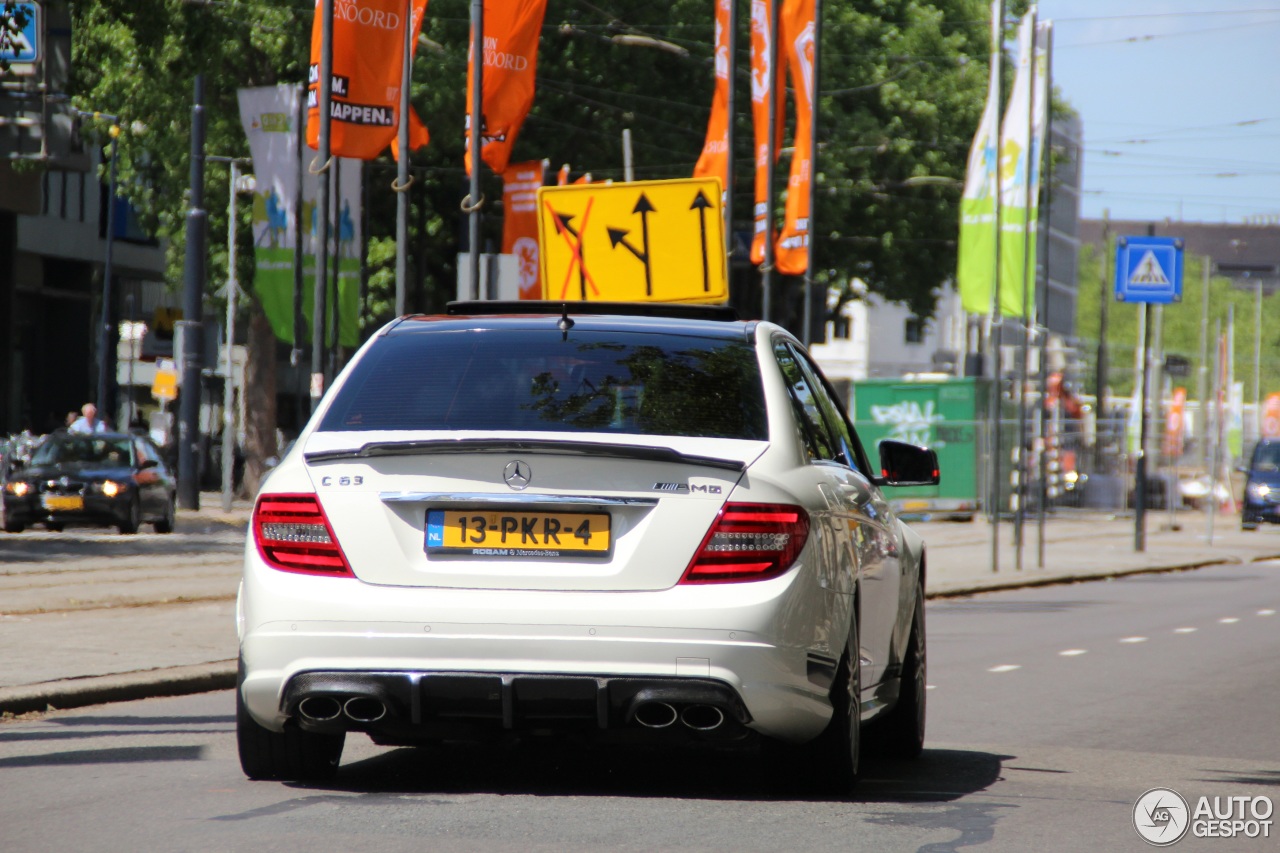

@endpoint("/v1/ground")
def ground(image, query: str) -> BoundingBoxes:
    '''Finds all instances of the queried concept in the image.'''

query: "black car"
[2,432,177,534]
[1241,438,1280,530]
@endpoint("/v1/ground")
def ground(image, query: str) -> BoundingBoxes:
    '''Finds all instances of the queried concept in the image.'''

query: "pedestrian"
[68,403,107,434]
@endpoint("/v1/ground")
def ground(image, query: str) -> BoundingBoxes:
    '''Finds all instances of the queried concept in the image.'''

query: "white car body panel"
[238,313,927,750]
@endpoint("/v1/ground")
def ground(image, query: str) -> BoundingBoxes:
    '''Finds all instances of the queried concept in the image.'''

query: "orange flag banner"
[465,0,549,175]
[776,0,814,275]
[694,0,732,191]
[750,0,786,265]
[501,160,545,300]
[306,0,430,159]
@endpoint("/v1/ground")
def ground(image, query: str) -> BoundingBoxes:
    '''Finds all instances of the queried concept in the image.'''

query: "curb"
[0,661,237,717]
[925,551,1280,600]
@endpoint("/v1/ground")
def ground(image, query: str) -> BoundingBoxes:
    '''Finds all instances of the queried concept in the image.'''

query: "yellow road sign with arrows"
[536,178,727,304]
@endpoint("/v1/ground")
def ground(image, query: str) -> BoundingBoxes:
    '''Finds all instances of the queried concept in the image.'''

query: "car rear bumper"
[238,551,843,743]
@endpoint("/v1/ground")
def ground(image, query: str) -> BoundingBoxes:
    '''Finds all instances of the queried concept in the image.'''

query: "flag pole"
[1015,10,1038,570]
[724,0,737,260]
[988,0,1004,574]
[802,0,822,347]
[761,0,781,322]
[468,0,484,299]
[312,0,335,412]
[395,0,412,316]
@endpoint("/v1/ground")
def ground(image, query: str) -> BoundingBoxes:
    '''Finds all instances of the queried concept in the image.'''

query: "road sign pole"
[467,0,484,300]
[1136,301,1151,552]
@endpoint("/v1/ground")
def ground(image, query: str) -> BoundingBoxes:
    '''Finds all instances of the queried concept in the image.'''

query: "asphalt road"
[1,560,1276,852]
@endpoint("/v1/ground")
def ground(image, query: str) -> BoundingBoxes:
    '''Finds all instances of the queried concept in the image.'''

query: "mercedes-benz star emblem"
[503,460,531,490]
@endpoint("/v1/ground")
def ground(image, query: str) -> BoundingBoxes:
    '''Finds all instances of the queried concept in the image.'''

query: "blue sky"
[1035,1,1280,225]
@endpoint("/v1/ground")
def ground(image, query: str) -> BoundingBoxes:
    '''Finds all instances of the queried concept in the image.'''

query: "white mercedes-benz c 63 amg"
[236,301,938,791]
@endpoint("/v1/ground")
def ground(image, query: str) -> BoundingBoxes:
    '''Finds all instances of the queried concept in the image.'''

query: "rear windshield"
[319,329,768,440]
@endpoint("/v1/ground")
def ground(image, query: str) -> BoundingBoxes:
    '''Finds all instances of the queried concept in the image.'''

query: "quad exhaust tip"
[634,701,679,729]
[297,695,343,722]
[680,704,725,731]
[343,696,387,723]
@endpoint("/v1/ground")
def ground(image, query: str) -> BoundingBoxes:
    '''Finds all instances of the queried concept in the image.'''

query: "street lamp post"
[91,118,121,426]
[208,156,253,512]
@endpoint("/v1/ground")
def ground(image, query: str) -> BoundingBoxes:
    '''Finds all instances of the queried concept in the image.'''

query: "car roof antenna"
[558,304,575,341]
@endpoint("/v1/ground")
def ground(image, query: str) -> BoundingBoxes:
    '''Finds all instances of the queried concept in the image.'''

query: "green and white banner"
[996,12,1049,319]
[956,0,1002,316]
[237,84,363,348]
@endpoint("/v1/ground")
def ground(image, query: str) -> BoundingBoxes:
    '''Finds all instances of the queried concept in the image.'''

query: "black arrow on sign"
[607,193,656,295]
[555,212,589,299]
[690,190,713,292]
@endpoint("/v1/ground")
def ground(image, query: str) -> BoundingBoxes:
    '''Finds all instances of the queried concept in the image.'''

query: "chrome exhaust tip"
[680,704,725,731]
[297,695,343,722]
[633,701,679,729]
[343,696,387,723]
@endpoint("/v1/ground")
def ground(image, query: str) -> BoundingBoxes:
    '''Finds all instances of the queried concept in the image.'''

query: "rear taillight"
[680,503,810,584]
[253,494,353,577]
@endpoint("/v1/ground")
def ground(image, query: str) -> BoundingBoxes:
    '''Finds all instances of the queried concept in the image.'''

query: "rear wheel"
[762,616,861,794]
[237,665,344,782]
[45,522,63,532]
[3,520,23,533]
[872,584,926,759]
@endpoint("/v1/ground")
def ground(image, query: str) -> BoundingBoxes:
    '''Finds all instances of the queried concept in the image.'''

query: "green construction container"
[850,376,992,519]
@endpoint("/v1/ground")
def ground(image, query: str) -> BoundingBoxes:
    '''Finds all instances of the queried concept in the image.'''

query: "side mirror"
[878,440,940,487]
[139,459,159,470]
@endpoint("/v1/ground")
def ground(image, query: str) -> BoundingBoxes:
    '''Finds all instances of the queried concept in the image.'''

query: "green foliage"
[67,0,1002,327]
[1076,244,1280,401]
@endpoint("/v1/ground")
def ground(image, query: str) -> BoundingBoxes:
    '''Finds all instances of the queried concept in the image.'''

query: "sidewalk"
[3,501,1278,717]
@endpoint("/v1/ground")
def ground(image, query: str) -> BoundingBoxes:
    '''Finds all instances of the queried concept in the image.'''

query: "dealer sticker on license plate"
[425,509,611,557]
[42,495,83,512]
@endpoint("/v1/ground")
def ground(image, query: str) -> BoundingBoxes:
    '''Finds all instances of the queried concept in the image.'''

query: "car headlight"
[1248,482,1272,499]
[100,480,123,498]
[4,480,30,497]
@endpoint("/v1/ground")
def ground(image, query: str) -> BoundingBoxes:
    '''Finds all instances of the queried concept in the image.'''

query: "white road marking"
[1174,627,1197,634]
[1257,609,1275,617]
[1059,649,1088,657]
[988,664,1021,673]
[1219,617,1240,624]
[1119,636,1148,644]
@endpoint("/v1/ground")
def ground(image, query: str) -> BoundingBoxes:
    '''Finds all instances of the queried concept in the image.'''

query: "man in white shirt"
[68,403,108,434]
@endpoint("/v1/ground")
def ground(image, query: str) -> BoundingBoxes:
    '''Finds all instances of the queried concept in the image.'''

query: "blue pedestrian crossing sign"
[1115,235,1184,304]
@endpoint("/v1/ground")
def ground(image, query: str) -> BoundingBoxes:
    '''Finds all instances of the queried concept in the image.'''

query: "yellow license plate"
[426,509,611,556]
[43,495,83,512]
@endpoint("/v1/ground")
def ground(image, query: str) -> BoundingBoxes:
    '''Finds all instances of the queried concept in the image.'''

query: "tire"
[3,520,23,533]
[872,584,926,759]
[45,522,64,532]
[1242,522,1258,531]
[762,616,861,794]
[236,665,344,782]
[811,616,862,792]
[153,497,175,534]
[117,496,140,535]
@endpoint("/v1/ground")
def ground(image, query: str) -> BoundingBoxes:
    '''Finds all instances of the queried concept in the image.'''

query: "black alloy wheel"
[871,583,927,759]
[153,496,175,534]
[117,496,140,535]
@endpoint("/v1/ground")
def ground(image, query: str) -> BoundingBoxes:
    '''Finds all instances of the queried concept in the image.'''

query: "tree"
[66,0,1002,482]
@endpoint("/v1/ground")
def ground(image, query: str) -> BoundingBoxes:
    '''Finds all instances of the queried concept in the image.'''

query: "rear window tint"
[320,329,767,440]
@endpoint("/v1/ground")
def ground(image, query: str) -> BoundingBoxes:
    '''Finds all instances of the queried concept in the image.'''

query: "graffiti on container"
[870,400,945,447]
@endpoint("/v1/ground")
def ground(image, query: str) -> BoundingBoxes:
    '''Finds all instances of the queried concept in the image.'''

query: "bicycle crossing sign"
[1115,235,1184,304]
